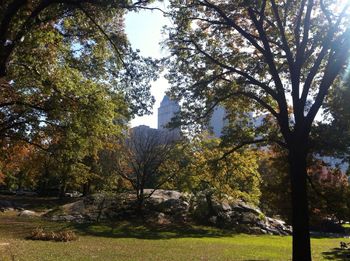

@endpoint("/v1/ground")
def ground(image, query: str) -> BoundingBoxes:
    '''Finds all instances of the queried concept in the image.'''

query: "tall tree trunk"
[289,143,311,261]
[59,182,67,199]
[136,187,144,217]
[83,181,91,196]
[205,192,215,217]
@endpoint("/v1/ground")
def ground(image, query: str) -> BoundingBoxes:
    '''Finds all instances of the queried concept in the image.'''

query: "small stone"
[209,216,218,224]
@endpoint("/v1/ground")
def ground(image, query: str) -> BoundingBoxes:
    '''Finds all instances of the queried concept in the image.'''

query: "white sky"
[125,3,170,128]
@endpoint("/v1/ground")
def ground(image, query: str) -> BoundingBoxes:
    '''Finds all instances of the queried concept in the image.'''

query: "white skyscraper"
[209,106,227,137]
[157,95,228,137]
[157,95,180,129]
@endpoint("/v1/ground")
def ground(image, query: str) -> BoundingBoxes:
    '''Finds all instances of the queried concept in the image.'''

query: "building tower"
[209,106,227,137]
[157,95,180,129]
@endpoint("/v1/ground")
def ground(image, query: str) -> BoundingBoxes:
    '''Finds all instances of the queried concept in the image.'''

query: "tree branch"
[215,138,286,162]
[200,0,265,54]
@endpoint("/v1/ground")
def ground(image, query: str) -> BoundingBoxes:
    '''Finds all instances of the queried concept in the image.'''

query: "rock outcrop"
[44,190,292,235]
[18,210,39,218]
[0,200,23,212]
[191,193,291,235]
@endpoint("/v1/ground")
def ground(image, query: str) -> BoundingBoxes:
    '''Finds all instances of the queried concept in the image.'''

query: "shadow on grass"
[0,213,72,238]
[0,212,241,241]
[0,195,77,211]
[72,221,236,240]
[323,248,350,260]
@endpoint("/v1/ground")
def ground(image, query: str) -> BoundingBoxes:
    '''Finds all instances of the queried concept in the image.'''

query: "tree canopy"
[0,0,160,197]
[1,0,158,144]
[163,134,261,205]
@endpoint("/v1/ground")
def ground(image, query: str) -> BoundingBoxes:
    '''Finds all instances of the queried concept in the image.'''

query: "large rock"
[144,189,183,201]
[191,194,291,235]
[44,190,292,235]
[18,210,38,218]
[0,200,23,212]
[147,198,190,214]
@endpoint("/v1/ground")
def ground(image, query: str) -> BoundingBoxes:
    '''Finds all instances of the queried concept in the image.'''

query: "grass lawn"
[0,196,348,260]
[0,211,348,261]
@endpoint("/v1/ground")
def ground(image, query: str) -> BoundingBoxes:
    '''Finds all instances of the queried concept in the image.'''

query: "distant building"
[131,125,158,136]
[131,124,179,144]
[131,96,181,141]
[158,95,180,130]
[157,95,227,138]
[156,95,228,138]
[157,95,181,139]
[132,95,266,141]
[209,106,227,137]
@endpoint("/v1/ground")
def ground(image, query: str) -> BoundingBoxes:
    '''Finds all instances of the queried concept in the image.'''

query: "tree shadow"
[0,211,237,241]
[72,221,236,240]
[0,213,71,239]
[0,195,77,211]
[322,248,350,260]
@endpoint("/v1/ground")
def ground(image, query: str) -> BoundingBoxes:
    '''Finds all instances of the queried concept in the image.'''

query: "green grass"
[0,211,349,260]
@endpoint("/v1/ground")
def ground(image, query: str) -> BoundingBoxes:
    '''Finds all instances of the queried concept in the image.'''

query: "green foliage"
[5,58,130,193]
[1,0,159,142]
[312,78,350,158]
[0,1,161,195]
[163,134,261,205]
[258,148,292,222]
[259,147,350,225]
[308,160,350,224]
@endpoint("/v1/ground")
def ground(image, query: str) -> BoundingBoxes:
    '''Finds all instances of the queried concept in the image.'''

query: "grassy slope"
[0,211,348,261]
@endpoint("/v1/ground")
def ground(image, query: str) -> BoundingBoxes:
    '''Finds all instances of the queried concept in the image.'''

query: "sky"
[125,3,171,128]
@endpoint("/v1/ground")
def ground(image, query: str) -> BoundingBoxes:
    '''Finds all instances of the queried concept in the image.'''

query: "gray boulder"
[0,200,23,212]
[18,210,38,218]
[191,194,291,235]
[148,198,189,214]
[43,190,292,236]
[144,189,182,201]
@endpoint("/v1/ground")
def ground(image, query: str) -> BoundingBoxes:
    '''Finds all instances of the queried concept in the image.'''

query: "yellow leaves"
[0,142,43,188]
[0,167,4,185]
[163,136,261,204]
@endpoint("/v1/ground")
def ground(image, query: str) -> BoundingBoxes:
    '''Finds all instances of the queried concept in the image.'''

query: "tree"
[258,147,292,221]
[311,76,350,159]
[258,145,350,228]
[114,127,178,213]
[307,160,350,226]
[162,134,261,205]
[308,77,350,225]
[42,76,129,197]
[1,0,158,144]
[1,0,161,199]
[0,71,130,196]
[0,0,153,78]
[165,1,350,259]
[0,141,40,190]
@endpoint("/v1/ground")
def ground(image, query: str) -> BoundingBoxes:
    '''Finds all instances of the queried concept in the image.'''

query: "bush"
[27,228,78,242]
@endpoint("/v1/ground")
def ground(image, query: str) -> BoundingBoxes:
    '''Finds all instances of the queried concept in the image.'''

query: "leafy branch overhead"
[0,0,160,143]
[166,0,350,143]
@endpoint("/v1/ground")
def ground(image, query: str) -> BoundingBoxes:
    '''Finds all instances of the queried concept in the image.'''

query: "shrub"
[27,228,78,242]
